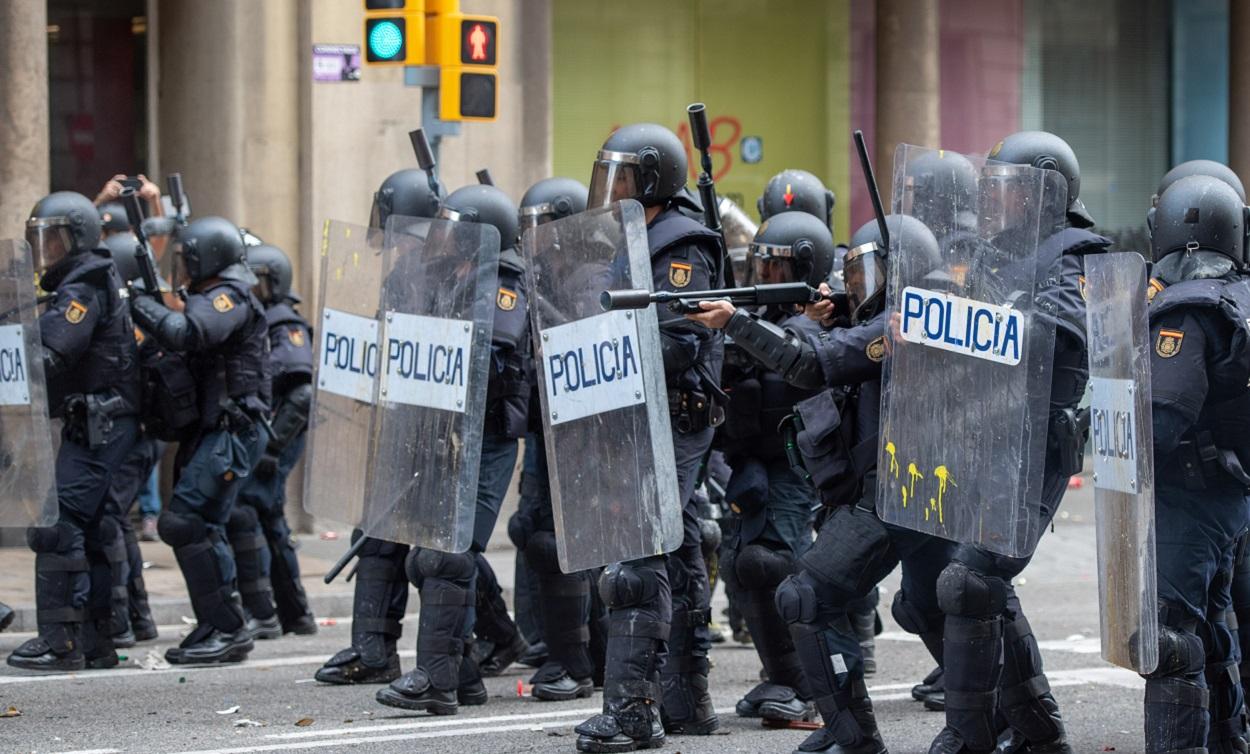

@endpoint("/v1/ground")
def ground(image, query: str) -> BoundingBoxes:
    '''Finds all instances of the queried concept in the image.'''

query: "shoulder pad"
[1150,278,1225,319]
[648,210,722,257]
[264,301,304,327]
[1054,228,1112,256]
[499,247,526,274]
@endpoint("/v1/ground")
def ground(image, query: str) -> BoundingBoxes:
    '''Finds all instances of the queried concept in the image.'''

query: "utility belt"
[778,389,868,508]
[63,390,133,450]
[217,395,270,440]
[669,389,724,435]
[1047,406,1091,478]
[1166,430,1250,492]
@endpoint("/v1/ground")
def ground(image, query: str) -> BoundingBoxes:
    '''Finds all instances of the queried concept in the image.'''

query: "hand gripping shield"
[522,200,681,572]
[877,145,1065,557]
[1084,251,1157,673]
[0,239,55,526]
[359,216,500,551]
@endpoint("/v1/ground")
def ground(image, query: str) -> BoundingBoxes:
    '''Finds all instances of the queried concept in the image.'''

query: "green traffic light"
[368,19,404,60]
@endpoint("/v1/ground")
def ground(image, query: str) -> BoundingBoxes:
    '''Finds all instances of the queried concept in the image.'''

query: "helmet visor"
[369,191,388,230]
[25,217,74,273]
[171,242,193,289]
[588,151,641,209]
[745,241,797,285]
[978,164,1036,239]
[251,265,274,303]
[519,204,555,235]
[844,242,887,313]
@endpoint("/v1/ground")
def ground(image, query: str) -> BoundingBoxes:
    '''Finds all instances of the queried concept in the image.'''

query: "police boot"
[474,551,527,676]
[915,667,945,706]
[737,588,813,722]
[851,606,878,676]
[788,620,887,754]
[315,552,405,685]
[532,567,595,701]
[0,601,14,633]
[934,607,1005,754]
[228,507,281,640]
[167,590,254,665]
[268,534,316,636]
[458,653,489,706]
[995,609,1071,753]
[576,696,666,753]
[102,521,134,648]
[660,605,719,735]
[122,524,158,642]
[80,611,120,670]
[8,543,89,672]
[1206,656,1247,754]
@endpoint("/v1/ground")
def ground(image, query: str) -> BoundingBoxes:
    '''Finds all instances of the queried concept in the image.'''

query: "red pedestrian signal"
[461,19,496,65]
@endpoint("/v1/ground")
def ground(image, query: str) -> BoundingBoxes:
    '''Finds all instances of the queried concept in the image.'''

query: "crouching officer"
[129,216,270,665]
[316,168,443,685]
[7,191,141,671]
[1143,174,1250,754]
[225,242,317,639]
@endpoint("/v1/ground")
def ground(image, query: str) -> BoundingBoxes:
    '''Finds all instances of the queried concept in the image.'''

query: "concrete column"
[1230,1,1250,183]
[0,0,50,240]
[875,0,941,203]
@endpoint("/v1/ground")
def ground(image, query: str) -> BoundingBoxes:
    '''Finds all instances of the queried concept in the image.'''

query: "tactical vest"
[485,251,531,439]
[648,208,726,392]
[190,279,271,426]
[264,300,314,394]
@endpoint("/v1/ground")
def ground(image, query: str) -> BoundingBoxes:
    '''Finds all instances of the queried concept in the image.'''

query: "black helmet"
[900,150,979,237]
[1148,161,1246,235]
[371,168,444,229]
[26,191,102,273]
[97,201,130,235]
[589,123,687,208]
[173,216,250,287]
[757,169,835,230]
[1151,175,1247,270]
[519,177,588,234]
[989,131,1093,228]
[246,243,294,304]
[103,232,142,283]
[437,184,518,250]
[747,211,835,289]
[845,215,940,321]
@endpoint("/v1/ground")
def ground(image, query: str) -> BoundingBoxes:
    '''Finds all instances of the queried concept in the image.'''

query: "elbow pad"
[131,295,192,351]
[724,310,825,390]
[269,382,313,452]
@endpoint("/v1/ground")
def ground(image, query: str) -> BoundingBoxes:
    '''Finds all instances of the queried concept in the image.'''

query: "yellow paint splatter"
[933,466,957,525]
[901,486,909,508]
[907,463,924,500]
[885,441,899,479]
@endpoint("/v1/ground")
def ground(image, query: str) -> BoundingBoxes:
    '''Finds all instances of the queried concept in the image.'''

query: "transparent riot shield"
[523,200,682,573]
[302,221,385,531]
[0,240,55,526]
[1085,251,1157,673]
[358,216,500,552]
[878,145,1066,557]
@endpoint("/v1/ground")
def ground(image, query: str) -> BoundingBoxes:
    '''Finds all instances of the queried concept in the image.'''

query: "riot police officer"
[574,123,725,752]
[1144,174,1250,754]
[375,183,531,715]
[128,216,270,665]
[224,242,318,639]
[758,169,836,230]
[716,211,834,724]
[507,176,608,702]
[316,167,443,685]
[7,191,141,672]
[687,215,953,754]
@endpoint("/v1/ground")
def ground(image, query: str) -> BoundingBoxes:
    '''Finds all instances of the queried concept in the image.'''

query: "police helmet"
[845,215,939,320]
[519,177,588,235]
[757,169,835,230]
[589,123,688,209]
[1148,161,1247,234]
[747,211,835,289]
[900,150,978,236]
[26,191,102,273]
[438,184,519,251]
[173,216,250,288]
[246,243,295,304]
[103,232,142,284]
[97,201,130,235]
[989,131,1093,228]
[1151,175,1248,268]
[371,168,444,230]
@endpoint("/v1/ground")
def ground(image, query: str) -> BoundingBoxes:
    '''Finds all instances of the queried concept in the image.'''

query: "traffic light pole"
[404,65,461,163]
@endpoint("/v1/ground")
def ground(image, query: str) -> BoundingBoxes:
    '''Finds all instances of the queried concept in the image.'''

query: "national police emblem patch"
[866,336,886,362]
[1155,328,1184,358]
[497,287,517,311]
[288,328,305,347]
[213,292,235,313]
[669,262,692,288]
[65,300,88,324]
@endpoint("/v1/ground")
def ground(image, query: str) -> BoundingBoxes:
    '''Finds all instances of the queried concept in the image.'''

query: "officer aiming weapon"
[602,281,828,314]
[120,187,163,298]
[410,128,444,199]
[688,103,736,287]
[853,129,890,251]
[167,172,188,226]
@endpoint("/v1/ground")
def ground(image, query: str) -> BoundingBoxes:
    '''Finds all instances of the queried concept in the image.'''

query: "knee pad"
[598,562,661,609]
[891,589,939,636]
[226,504,260,534]
[407,547,475,585]
[937,560,1008,618]
[26,521,79,554]
[699,518,722,558]
[507,511,534,550]
[775,571,820,625]
[157,510,206,548]
[86,516,121,552]
[524,530,562,575]
[1147,623,1206,679]
[734,543,794,591]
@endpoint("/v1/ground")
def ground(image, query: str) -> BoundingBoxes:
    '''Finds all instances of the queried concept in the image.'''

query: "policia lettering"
[547,333,639,395]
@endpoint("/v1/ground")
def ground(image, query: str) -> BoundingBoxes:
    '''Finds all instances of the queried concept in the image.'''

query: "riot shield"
[877,145,1066,557]
[523,200,682,573]
[0,239,55,526]
[358,216,500,552]
[302,221,385,531]
[1084,251,1157,673]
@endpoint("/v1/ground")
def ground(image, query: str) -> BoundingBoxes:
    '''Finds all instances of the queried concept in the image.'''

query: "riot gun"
[687,103,736,287]
[410,128,444,200]
[120,187,163,298]
[601,282,827,315]
[167,172,188,226]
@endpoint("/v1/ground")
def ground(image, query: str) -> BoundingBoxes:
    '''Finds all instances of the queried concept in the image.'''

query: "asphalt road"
[0,480,1149,754]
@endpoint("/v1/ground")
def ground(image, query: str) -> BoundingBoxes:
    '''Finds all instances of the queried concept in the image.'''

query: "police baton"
[323,535,368,584]
[853,129,890,251]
